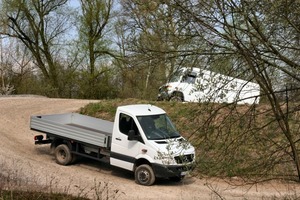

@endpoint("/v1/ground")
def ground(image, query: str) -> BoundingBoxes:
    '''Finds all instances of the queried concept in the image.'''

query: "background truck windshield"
[137,114,180,140]
[169,69,184,82]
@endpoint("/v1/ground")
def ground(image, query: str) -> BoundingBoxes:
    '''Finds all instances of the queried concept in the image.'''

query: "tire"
[54,144,73,165]
[170,95,183,102]
[135,164,155,186]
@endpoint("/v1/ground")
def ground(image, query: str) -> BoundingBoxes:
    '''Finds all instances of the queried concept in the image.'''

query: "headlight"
[159,85,172,92]
[166,85,173,91]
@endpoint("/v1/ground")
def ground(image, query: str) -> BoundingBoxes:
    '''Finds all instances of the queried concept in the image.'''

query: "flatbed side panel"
[70,113,113,136]
[34,113,73,124]
[32,113,114,136]
[30,114,111,148]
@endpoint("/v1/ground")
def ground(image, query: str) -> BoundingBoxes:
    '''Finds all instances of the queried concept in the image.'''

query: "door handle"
[115,137,121,141]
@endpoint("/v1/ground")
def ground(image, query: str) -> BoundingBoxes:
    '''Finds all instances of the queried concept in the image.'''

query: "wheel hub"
[59,150,66,159]
[139,170,150,182]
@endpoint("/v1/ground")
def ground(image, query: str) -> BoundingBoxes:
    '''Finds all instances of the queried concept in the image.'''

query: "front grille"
[174,154,194,164]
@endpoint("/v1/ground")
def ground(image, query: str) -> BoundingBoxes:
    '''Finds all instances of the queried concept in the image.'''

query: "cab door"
[180,73,198,102]
[110,113,144,171]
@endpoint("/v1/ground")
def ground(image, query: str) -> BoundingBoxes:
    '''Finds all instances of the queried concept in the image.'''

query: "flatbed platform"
[30,113,113,148]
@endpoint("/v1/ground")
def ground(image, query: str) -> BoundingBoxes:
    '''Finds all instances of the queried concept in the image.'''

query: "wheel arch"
[50,138,72,153]
[134,161,156,186]
[134,158,152,170]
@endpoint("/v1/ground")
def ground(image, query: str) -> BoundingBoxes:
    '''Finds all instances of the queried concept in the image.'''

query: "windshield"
[137,114,180,140]
[169,69,184,82]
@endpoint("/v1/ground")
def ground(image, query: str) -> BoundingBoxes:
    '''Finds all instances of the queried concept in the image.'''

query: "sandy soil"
[0,96,299,199]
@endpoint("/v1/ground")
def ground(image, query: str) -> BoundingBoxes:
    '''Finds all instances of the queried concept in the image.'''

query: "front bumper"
[152,162,195,178]
[157,86,171,101]
[157,92,169,101]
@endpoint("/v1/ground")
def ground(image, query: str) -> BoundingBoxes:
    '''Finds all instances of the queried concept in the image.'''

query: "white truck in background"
[31,104,195,186]
[157,67,260,104]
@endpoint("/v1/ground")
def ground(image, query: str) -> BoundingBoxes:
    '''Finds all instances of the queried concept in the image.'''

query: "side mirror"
[128,130,138,141]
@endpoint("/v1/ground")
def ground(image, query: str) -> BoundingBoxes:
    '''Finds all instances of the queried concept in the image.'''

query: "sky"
[68,0,80,8]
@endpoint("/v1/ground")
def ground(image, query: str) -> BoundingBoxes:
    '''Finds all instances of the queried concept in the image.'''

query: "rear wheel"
[55,144,73,165]
[135,164,155,186]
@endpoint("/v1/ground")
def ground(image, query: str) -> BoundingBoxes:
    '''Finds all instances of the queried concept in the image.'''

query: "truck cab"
[110,104,195,185]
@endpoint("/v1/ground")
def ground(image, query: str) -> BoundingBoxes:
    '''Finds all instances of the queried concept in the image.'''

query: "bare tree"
[0,37,15,95]
[78,0,116,99]
[10,42,37,94]
[0,0,73,97]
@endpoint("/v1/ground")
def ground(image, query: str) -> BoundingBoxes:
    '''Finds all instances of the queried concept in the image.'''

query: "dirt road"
[0,96,299,199]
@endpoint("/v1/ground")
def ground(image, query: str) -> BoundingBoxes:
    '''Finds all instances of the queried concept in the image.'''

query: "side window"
[119,113,139,136]
[182,74,196,84]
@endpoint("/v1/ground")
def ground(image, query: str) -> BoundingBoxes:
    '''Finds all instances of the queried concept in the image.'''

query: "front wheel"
[54,144,73,165]
[170,95,183,102]
[135,164,155,186]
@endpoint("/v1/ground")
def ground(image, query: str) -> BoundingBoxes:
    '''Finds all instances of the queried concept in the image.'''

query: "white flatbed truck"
[31,104,195,185]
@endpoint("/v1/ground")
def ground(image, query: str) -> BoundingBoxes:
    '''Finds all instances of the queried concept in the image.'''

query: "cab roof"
[117,104,166,116]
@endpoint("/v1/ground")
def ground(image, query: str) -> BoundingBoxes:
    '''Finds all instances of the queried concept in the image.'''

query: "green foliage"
[77,68,118,99]
[75,0,116,100]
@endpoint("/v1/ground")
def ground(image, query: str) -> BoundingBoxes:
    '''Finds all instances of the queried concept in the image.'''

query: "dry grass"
[0,157,121,200]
